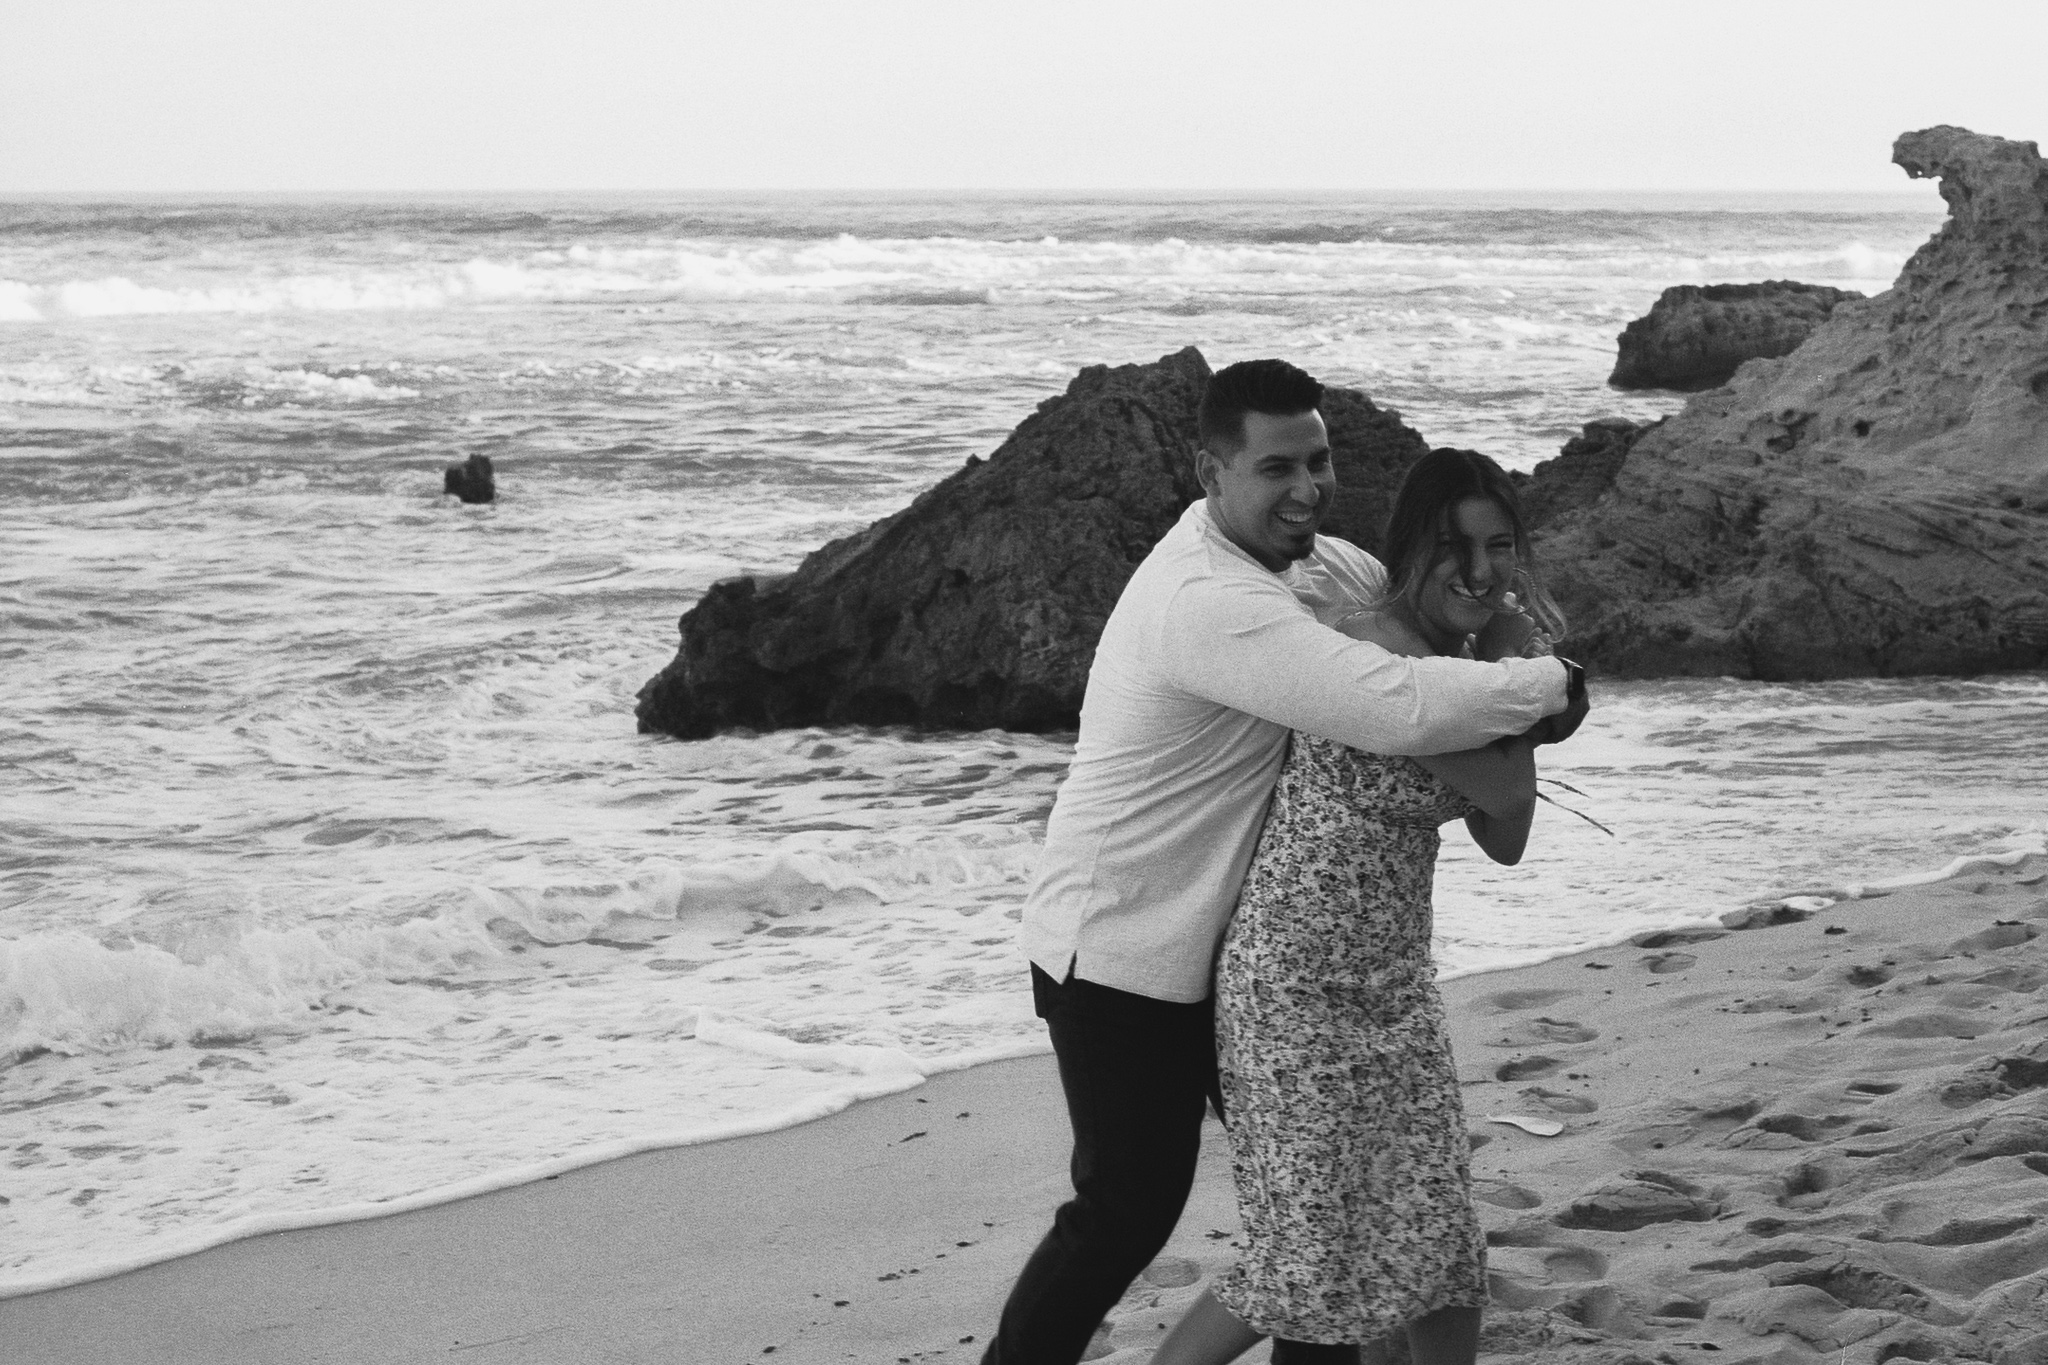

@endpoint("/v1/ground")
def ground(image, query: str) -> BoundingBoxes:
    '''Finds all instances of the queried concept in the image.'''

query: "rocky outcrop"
[1610,282,1865,391]
[1513,418,1658,529]
[444,453,495,503]
[637,129,2048,737]
[1541,125,2048,679]
[635,348,1431,738]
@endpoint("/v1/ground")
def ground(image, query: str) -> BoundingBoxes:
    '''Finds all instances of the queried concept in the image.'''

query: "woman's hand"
[1471,601,1550,662]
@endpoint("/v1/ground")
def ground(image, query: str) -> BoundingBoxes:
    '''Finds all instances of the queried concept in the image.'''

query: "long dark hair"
[1381,448,1566,640]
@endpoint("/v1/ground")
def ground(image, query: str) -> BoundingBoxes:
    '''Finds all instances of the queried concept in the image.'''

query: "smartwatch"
[1557,656,1586,705]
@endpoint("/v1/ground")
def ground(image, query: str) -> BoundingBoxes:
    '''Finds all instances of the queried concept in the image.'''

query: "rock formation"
[637,126,2048,738]
[635,348,1431,738]
[1610,282,1865,392]
[1541,125,2048,679]
[1513,418,1658,530]
[444,453,495,503]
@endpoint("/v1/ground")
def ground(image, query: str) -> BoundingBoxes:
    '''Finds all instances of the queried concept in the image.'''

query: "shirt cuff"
[1540,655,1571,715]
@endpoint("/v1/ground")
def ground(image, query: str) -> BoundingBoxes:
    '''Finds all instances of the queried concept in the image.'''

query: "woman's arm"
[1409,737,1535,819]
[1340,604,1537,863]
[1458,736,1540,863]
[1411,738,1536,866]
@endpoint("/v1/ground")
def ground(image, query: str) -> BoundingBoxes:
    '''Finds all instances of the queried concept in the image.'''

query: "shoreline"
[1,843,2040,1309]
[0,1035,1057,1304]
[7,848,2048,1362]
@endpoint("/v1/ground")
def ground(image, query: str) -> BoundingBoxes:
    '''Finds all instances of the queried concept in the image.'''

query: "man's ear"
[1194,446,1226,497]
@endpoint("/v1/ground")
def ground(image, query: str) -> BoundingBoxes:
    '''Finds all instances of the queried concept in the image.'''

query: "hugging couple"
[979,359,1591,1365]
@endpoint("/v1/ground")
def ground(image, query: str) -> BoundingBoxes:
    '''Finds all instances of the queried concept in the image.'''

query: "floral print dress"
[1211,732,1488,1345]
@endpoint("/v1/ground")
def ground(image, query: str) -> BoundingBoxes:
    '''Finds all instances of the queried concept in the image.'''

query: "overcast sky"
[4,0,2043,193]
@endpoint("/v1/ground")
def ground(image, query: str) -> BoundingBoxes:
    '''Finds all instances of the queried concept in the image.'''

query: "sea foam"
[0,235,1917,323]
[8,190,2010,1298]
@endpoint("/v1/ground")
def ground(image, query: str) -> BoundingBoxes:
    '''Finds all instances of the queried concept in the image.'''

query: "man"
[981,359,1586,1365]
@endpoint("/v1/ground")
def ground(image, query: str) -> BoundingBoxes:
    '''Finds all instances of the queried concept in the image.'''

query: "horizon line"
[0,185,1945,200]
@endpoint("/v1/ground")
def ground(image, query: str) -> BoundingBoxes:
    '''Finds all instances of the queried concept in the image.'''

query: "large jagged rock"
[635,348,1430,737]
[1610,282,1865,391]
[1541,125,2048,679]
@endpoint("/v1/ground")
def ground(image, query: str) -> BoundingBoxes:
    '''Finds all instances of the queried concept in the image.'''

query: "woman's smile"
[1412,496,1520,649]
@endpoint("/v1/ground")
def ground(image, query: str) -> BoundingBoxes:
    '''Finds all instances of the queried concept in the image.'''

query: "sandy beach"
[6,853,2048,1365]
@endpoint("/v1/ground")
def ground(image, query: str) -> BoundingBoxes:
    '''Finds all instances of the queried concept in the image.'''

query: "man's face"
[1196,409,1335,571]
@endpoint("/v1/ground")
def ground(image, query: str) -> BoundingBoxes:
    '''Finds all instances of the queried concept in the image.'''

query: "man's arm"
[1161,574,1568,757]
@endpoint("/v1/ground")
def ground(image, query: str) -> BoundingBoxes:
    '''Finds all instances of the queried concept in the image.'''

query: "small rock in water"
[444,453,495,503]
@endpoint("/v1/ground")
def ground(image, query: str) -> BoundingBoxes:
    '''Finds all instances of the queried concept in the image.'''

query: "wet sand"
[5,854,2046,1365]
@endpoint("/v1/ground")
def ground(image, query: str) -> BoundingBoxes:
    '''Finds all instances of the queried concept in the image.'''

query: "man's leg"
[980,966,1221,1365]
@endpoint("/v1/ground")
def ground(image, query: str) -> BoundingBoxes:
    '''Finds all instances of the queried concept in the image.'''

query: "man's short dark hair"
[1197,359,1324,457]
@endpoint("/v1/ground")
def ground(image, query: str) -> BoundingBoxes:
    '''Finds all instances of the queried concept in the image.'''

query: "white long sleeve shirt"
[1021,500,1569,1003]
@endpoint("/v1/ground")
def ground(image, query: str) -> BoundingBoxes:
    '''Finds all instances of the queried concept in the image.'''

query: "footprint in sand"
[1484,1271,1556,1311]
[1750,1113,1852,1141]
[1612,1122,1697,1155]
[1862,1010,1986,1039]
[1867,1214,2035,1246]
[1484,1218,1554,1248]
[1632,926,1728,948]
[1689,1099,1763,1133]
[1482,987,1577,1013]
[1522,1087,1599,1114]
[1473,1181,1543,1210]
[1641,951,1697,974]
[1934,982,2009,1010]
[1846,1079,1903,1096]
[1139,1256,1200,1288]
[1722,1110,1854,1149]
[1948,923,2041,954]
[1969,964,2048,992]
[1541,1246,1609,1282]
[1842,963,1895,987]
[1496,1056,1563,1082]
[1553,1284,1641,1336]
[1651,1296,1709,1321]
[1484,1018,1599,1048]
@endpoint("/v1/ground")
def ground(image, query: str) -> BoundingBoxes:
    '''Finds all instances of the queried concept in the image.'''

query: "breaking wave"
[0,234,1920,322]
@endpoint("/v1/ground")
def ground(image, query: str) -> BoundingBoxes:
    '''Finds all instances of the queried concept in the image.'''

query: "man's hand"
[1522,664,1589,745]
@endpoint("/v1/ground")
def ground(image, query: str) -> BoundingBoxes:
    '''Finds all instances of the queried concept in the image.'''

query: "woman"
[1155,448,1567,1365]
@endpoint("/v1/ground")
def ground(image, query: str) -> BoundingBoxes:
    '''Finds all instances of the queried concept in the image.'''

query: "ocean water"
[5,191,2045,1294]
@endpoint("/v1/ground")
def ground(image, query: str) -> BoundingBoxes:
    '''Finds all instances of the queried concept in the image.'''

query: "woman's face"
[1412,496,1521,646]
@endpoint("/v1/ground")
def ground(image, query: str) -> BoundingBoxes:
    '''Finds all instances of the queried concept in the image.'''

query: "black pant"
[980,966,1359,1365]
